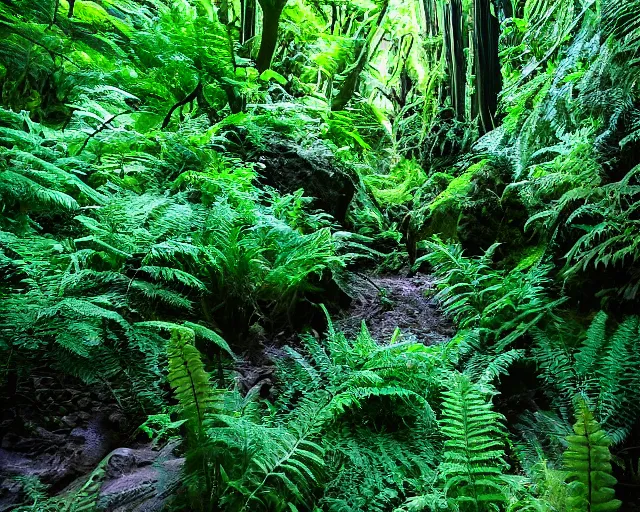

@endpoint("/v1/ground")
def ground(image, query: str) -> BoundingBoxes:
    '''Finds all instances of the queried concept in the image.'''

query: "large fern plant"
[532,312,640,445]
[275,311,445,511]
[418,236,566,353]
[165,312,447,512]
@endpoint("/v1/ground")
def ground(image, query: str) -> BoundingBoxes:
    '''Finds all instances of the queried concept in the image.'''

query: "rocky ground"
[335,272,453,344]
[0,375,182,511]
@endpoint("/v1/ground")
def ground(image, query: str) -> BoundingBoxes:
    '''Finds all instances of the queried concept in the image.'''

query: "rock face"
[255,140,356,224]
[0,434,183,511]
[0,416,117,510]
[96,443,183,512]
[0,374,182,512]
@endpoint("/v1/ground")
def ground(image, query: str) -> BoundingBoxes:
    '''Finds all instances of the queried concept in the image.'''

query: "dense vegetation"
[1,0,639,510]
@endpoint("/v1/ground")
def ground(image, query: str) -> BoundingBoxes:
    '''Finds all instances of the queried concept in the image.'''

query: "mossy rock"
[252,139,355,223]
[419,158,531,255]
[418,161,486,242]
[364,159,428,207]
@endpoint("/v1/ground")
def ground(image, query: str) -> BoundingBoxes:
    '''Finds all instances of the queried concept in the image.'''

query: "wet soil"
[335,272,454,344]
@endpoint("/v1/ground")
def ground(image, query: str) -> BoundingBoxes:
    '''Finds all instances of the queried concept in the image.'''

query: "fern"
[270,313,444,510]
[438,372,510,511]
[166,326,219,511]
[532,313,640,445]
[167,327,212,437]
[419,236,566,353]
[563,399,621,512]
[165,326,327,511]
[561,166,640,298]
[13,450,116,512]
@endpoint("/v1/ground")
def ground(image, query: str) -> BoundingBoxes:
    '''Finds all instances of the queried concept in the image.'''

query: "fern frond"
[167,327,212,437]
[438,373,510,510]
[563,399,621,512]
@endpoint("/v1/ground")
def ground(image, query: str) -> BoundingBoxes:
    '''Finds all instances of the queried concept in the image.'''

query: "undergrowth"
[2,0,640,510]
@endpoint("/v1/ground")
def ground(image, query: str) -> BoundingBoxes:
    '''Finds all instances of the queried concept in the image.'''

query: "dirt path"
[336,272,453,344]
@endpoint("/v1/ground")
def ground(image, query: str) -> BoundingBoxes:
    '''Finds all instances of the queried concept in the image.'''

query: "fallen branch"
[161,82,202,129]
[78,110,132,155]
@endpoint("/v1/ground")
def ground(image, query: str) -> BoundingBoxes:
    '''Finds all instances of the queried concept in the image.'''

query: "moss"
[418,160,490,242]
[428,168,476,213]
[365,158,428,207]
[514,244,548,271]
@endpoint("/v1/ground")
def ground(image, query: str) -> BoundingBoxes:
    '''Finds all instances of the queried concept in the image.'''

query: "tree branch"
[161,82,202,129]
[78,110,132,155]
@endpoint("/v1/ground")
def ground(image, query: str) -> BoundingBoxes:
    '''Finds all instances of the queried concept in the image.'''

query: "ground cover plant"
[1,0,640,510]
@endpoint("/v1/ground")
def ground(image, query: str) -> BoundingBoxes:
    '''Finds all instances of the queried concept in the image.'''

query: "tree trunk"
[473,0,502,134]
[331,0,389,111]
[422,0,439,37]
[256,2,285,73]
[241,0,257,44]
[444,0,466,120]
[496,0,514,20]
[331,4,338,34]
[219,0,229,24]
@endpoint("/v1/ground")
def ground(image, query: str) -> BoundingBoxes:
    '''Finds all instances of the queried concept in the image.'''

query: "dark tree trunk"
[444,0,466,120]
[220,0,229,24]
[331,4,338,34]
[256,1,286,73]
[422,0,439,36]
[241,0,256,44]
[473,0,502,134]
[497,0,514,20]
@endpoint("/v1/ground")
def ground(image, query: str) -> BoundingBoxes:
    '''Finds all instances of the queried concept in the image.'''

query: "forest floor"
[336,272,453,344]
[0,272,452,512]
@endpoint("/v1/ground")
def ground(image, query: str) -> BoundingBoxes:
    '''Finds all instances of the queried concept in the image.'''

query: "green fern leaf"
[563,399,621,512]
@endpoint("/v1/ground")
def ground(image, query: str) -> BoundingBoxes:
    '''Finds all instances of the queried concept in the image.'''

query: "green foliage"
[438,373,510,510]
[505,461,568,512]
[473,0,640,303]
[563,400,621,512]
[532,312,640,445]
[275,313,444,511]
[364,158,428,207]
[417,237,565,352]
[562,166,640,298]
[167,328,212,438]
[138,413,186,444]
[397,371,517,512]
[163,317,447,512]
[3,0,640,509]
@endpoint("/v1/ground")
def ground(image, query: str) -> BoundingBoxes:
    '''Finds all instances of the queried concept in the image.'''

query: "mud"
[336,272,454,344]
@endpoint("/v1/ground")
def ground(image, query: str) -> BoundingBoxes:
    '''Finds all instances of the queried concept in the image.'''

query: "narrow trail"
[336,272,453,344]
